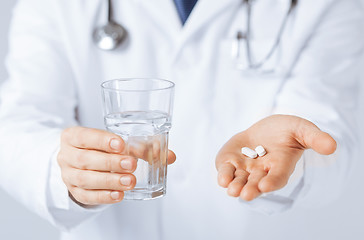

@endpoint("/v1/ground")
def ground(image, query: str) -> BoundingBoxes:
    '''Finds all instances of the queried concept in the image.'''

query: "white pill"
[241,147,258,159]
[255,145,266,157]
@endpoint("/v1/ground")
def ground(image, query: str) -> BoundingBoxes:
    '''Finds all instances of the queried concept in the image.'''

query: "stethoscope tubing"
[242,0,298,70]
[93,0,298,70]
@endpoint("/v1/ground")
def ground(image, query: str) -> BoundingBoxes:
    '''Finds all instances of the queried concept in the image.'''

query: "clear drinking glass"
[101,78,175,200]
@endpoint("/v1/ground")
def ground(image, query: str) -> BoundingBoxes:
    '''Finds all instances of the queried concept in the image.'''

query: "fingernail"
[120,159,132,170]
[110,191,120,200]
[110,139,121,150]
[120,176,131,186]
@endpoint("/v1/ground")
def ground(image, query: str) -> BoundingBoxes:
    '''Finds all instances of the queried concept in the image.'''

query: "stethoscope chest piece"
[93,22,127,51]
[93,0,127,51]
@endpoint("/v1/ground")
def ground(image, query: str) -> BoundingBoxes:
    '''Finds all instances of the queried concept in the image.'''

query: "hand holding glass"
[101,78,175,200]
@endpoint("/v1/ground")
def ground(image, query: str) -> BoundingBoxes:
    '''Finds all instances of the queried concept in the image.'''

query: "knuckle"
[245,162,257,173]
[57,151,66,166]
[61,127,75,142]
[70,187,93,206]
[104,174,115,188]
[68,188,77,199]
[105,157,113,171]
[60,171,70,185]
[235,168,246,176]
[77,192,90,205]
[74,150,88,169]
[77,128,88,148]
[96,191,104,204]
[229,157,244,169]
[75,171,87,189]
[99,135,109,150]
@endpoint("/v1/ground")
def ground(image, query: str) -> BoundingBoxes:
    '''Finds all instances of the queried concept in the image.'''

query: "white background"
[1,1,364,239]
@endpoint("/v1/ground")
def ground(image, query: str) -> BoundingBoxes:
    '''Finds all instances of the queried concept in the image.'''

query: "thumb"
[296,120,337,155]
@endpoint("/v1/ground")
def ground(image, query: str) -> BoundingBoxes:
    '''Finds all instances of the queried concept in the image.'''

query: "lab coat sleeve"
[0,0,106,231]
[267,0,364,211]
[48,147,109,231]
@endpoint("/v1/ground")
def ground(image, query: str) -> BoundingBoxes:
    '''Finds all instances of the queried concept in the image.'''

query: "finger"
[240,169,267,201]
[69,187,124,205]
[67,148,137,173]
[258,162,292,193]
[127,136,164,164]
[216,151,246,171]
[62,126,125,153]
[227,169,249,197]
[167,150,176,165]
[152,136,162,160]
[217,163,236,188]
[216,151,248,188]
[296,121,337,155]
[68,169,136,191]
[126,137,176,165]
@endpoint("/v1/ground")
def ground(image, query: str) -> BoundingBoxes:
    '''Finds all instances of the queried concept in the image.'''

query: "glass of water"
[101,78,175,200]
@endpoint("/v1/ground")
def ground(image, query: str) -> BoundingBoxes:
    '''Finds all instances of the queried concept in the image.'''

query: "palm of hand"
[215,115,336,201]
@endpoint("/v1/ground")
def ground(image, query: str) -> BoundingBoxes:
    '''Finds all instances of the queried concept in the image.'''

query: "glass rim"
[101,78,175,92]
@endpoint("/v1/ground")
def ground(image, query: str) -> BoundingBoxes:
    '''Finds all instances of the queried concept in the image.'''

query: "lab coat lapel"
[135,0,239,36]
[134,0,181,39]
[134,0,240,62]
[181,0,238,35]
[172,0,240,61]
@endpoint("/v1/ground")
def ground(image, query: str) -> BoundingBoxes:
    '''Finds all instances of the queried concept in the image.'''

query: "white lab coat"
[0,0,363,239]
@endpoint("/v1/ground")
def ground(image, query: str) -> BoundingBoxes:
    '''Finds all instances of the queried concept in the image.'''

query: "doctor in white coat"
[0,0,363,239]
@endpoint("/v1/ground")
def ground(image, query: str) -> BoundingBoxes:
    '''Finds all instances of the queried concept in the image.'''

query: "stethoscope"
[93,0,127,51]
[93,0,297,72]
[232,0,298,72]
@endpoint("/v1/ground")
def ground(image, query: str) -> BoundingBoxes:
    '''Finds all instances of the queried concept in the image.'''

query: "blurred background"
[1,0,364,239]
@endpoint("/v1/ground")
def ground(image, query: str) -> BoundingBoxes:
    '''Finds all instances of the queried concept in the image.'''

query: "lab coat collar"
[135,0,240,58]
[181,0,240,35]
[179,0,292,37]
[135,0,240,34]
[173,0,241,62]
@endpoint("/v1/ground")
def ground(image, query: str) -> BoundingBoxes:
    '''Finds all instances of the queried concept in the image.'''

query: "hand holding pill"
[215,114,337,201]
